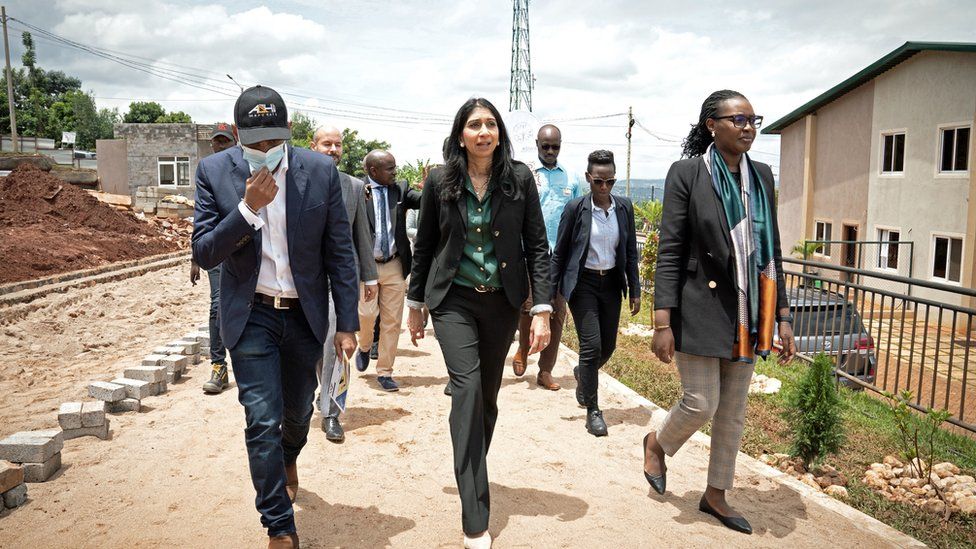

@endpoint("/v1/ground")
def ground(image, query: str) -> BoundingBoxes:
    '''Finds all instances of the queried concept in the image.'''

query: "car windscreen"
[794,305,866,338]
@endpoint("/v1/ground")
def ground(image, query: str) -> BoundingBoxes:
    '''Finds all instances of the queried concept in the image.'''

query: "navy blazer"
[550,193,640,302]
[363,180,422,279]
[191,145,360,349]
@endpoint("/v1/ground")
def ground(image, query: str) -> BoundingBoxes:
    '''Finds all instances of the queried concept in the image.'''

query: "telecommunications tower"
[509,0,533,111]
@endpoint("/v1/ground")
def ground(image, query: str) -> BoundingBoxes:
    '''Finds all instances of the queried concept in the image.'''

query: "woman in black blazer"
[641,90,796,534]
[550,150,640,437]
[405,97,551,549]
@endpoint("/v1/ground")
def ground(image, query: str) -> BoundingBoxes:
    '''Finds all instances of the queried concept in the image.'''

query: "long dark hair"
[681,89,746,158]
[440,97,518,201]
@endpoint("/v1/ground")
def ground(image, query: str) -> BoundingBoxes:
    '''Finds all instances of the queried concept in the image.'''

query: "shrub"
[784,353,845,467]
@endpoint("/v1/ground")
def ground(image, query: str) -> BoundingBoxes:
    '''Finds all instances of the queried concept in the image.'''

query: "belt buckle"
[273,295,287,309]
[475,285,487,293]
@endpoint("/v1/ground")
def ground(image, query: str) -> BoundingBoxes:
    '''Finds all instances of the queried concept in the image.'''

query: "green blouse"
[453,177,502,290]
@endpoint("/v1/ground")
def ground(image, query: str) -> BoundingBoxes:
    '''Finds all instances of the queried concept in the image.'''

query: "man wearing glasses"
[511,124,582,390]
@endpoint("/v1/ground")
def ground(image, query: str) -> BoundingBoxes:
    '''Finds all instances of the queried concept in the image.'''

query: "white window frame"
[813,219,833,258]
[930,232,964,285]
[874,225,901,272]
[936,123,971,176]
[879,129,907,176]
[158,156,191,187]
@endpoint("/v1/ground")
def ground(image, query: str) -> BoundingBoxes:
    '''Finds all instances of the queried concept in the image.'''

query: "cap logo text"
[248,104,277,117]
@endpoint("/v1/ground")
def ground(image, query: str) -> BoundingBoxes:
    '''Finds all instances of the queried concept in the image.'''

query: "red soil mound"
[0,164,181,284]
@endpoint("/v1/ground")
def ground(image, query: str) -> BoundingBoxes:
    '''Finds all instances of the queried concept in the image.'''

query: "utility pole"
[1,6,17,152]
[625,106,633,198]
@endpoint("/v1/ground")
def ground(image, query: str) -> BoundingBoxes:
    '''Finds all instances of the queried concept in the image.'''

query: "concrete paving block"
[165,370,181,384]
[152,345,175,355]
[62,419,110,441]
[22,452,61,483]
[161,355,188,372]
[123,365,166,383]
[141,354,167,366]
[110,378,151,400]
[2,483,27,508]
[170,340,200,355]
[88,381,126,402]
[185,331,209,343]
[0,461,24,493]
[196,323,209,332]
[148,380,168,396]
[106,399,141,413]
[0,431,63,463]
[80,401,106,427]
[189,353,201,365]
[58,402,83,430]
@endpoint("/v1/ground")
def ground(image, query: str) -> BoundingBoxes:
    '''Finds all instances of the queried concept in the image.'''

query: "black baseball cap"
[211,122,235,141]
[234,85,291,145]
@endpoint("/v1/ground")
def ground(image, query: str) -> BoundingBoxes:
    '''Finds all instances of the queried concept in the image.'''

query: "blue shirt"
[536,163,583,249]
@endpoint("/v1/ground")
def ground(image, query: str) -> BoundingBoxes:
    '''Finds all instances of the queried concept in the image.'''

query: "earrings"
[460,142,465,148]
[711,131,715,138]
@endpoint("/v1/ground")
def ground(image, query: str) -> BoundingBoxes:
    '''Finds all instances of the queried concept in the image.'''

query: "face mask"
[242,142,286,172]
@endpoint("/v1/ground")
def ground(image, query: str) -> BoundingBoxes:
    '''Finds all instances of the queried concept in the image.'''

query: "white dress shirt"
[584,196,620,270]
[368,177,397,260]
[236,146,299,298]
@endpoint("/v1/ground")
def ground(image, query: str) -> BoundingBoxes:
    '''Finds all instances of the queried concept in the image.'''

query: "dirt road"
[0,264,919,547]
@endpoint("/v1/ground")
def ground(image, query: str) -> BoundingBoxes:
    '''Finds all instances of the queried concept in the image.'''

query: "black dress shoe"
[642,433,666,495]
[323,416,345,443]
[699,497,752,534]
[585,409,608,436]
[573,366,585,407]
[444,383,452,396]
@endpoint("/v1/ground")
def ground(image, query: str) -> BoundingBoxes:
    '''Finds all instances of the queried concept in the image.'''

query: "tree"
[339,128,390,177]
[123,101,167,123]
[784,353,845,468]
[290,111,316,148]
[154,110,192,123]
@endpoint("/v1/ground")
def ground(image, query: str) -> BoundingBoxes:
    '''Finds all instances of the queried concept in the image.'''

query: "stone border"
[0,252,191,308]
[557,342,926,549]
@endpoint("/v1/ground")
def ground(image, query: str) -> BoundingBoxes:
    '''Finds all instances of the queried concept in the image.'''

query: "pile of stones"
[1,461,29,510]
[861,456,976,516]
[759,452,849,499]
[0,430,64,484]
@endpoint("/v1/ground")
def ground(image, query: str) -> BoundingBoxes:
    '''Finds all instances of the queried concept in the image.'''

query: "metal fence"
[783,257,975,434]
[802,239,916,297]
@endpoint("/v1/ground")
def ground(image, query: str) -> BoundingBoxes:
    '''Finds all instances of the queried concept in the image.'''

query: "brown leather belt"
[254,293,301,310]
[375,252,400,264]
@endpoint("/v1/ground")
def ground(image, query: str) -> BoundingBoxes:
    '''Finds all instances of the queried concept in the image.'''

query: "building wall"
[776,117,807,264]
[95,139,128,195]
[810,81,875,268]
[113,123,200,201]
[866,51,976,302]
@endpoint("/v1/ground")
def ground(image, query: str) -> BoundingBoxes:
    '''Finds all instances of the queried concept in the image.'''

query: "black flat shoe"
[642,433,666,495]
[699,497,752,535]
[573,366,585,407]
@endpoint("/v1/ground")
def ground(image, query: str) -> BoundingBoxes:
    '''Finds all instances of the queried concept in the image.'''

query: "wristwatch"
[776,314,794,324]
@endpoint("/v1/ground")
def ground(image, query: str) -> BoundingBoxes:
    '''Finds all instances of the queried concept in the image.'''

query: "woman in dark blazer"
[405,97,551,549]
[641,90,796,534]
[550,150,640,437]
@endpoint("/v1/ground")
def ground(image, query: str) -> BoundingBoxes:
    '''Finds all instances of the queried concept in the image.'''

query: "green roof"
[763,41,976,134]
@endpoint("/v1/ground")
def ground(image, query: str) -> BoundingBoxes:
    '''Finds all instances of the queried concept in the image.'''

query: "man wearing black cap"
[192,86,360,549]
[191,122,238,394]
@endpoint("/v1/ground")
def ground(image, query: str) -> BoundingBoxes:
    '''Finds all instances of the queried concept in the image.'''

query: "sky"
[5,0,976,178]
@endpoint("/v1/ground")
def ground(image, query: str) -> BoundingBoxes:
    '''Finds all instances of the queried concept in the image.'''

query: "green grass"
[562,294,976,548]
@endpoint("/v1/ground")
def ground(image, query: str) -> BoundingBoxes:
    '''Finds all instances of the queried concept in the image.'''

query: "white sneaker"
[463,530,492,549]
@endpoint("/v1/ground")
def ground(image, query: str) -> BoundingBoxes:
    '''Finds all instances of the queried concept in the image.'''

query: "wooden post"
[1,6,17,152]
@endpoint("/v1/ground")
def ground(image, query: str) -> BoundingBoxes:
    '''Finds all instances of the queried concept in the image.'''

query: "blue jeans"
[206,267,226,364]
[228,302,323,537]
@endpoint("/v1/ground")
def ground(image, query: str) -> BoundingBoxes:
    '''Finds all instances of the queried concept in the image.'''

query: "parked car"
[72,150,96,160]
[779,286,877,386]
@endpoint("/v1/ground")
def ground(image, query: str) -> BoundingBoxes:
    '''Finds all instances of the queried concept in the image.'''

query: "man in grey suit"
[310,125,378,442]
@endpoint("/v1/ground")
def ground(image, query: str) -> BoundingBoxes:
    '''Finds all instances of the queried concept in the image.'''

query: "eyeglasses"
[587,174,616,187]
[712,114,764,129]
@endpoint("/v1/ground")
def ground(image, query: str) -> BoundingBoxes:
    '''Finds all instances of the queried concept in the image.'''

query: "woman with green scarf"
[641,90,797,534]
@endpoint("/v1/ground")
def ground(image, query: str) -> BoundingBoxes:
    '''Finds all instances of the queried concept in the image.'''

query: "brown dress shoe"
[512,348,528,376]
[536,371,561,391]
[285,462,298,503]
[268,532,299,549]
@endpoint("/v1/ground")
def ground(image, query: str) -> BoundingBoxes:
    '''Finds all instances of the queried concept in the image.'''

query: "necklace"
[470,171,491,200]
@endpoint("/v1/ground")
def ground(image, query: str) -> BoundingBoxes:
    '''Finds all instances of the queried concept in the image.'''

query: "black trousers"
[430,284,520,535]
[568,269,623,409]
